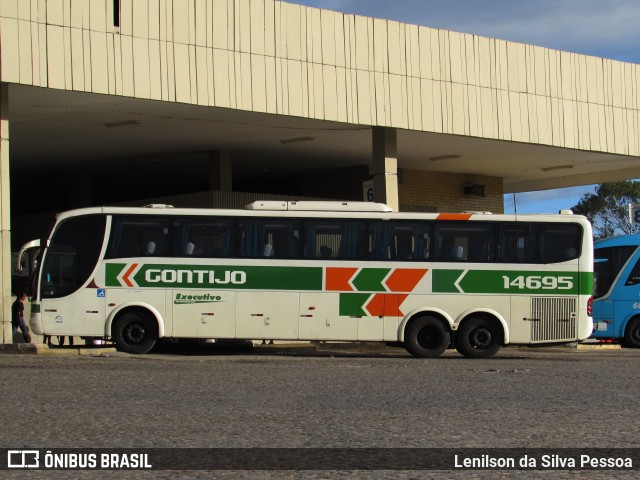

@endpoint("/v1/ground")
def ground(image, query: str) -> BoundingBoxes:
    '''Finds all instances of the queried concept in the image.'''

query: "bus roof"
[52,201,588,223]
[52,204,591,227]
[245,201,393,212]
[594,234,640,248]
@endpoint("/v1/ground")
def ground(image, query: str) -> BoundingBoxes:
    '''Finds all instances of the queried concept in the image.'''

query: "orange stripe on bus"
[325,267,357,291]
[436,213,472,221]
[122,263,138,287]
[385,269,428,293]
[365,294,408,317]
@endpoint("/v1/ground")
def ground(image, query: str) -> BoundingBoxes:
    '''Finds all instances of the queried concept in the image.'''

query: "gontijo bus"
[591,234,640,347]
[18,201,594,358]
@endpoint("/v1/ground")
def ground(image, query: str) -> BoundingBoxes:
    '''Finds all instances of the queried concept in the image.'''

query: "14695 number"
[502,275,573,290]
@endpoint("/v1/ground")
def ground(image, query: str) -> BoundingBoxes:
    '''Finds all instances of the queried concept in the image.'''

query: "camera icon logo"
[7,450,40,468]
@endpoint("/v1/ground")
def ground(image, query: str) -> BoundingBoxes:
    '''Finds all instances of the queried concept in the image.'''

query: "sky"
[287,0,640,213]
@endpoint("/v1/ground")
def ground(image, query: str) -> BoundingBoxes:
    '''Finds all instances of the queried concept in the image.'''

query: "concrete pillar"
[209,150,232,191]
[371,126,399,211]
[0,84,12,343]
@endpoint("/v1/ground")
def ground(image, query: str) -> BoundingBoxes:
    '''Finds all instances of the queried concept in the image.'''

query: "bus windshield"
[41,215,106,298]
[593,246,637,299]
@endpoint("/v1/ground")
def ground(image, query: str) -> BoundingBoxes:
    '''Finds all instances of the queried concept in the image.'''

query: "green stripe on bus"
[351,268,390,292]
[105,263,127,286]
[104,263,593,296]
[581,272,594,295]
[432,269,592,295]
[431,269,464,293]
[339,293,369,316]
[105,263,323,290]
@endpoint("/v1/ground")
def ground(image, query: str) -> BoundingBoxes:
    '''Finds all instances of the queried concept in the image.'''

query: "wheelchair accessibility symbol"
[97,289,106,298]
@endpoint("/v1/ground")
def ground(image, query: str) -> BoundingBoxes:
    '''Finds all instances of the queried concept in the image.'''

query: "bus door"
[39,215,108,337]
[39,246,107,336]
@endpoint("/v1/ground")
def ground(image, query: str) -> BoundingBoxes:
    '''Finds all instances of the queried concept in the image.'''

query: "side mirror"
[17,239,42,272]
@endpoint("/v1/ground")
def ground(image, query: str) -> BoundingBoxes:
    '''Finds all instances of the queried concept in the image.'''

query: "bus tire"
[112,311,158,354]
[404,316,450,358]
[455,316,502,358]
[623,317,640,348]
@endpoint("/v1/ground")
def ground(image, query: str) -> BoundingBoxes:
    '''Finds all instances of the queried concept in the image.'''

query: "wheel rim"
[469,327,493,350]
[632,325,640,343]
[123,322,146,345]
[417,325,442,350]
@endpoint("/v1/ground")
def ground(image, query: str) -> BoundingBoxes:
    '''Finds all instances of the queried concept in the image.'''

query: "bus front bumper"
[590,321,611,338]
[29,313,44,335]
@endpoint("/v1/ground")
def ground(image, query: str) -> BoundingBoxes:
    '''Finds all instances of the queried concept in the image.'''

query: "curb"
[252,342,404,356]
[575,343,622,350]
[0,343,117,355]
[0,341,626,356]
[252,343,319,355]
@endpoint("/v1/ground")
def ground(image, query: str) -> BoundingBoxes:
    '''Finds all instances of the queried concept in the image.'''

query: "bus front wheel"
[623,318,640,348]
[404,316,450,358]
[455,316,502,358]
[113,311,157,354]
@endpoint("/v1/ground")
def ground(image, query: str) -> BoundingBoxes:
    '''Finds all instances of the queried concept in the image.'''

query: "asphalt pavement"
[1,343,638,479]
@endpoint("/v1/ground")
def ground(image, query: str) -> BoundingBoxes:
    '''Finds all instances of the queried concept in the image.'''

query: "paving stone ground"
[1,345,638,479]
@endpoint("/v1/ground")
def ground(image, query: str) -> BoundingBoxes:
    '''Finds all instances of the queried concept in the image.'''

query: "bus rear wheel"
[455,316,502,358]
[113,311,157,354]
[404,316,450,358]
[623,318,640,348]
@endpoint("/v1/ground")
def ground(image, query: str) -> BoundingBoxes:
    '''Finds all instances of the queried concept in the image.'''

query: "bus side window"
[368,222,430,261]
[435,223,494,262]
[593,246,637,298]
[304,220,364,259]
[145,241,157,255]
[173,217,235,258]
[395,231,413,259]
[239,221,267,257]
[500,224,538,263]
[625,258,640,286]
[451,244,464,260]
[107,216,170,258]
[320,245,332,258]
[338,223,364,259]
[540,224,581,263]
[417,225,431,259]
[369,222,395,259]
[239,219,299,258]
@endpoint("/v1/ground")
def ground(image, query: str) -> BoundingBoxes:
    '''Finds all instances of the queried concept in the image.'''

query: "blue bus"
[592,234,640,347]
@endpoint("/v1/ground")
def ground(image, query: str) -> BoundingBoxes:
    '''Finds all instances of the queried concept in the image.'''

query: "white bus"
[19,201,594,358]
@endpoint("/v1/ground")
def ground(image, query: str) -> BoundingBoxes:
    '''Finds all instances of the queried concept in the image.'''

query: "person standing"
[12,292,31,343]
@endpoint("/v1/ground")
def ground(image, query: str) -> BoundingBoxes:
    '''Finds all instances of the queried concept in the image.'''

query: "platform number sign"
[363,180,375,202]
[630,203,640,225]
